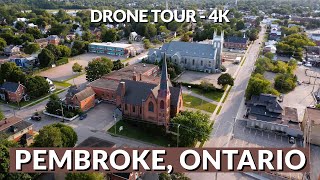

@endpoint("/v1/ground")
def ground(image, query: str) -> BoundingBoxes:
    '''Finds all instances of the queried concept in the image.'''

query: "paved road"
[187,25,267,180]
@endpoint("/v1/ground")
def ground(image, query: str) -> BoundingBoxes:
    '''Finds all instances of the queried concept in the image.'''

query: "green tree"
[26,27,42,39]
[24,43,40,54]
[0,62,26,84]
[218,73,234,87]
[264,52,274,60]
[33,123,77,147]
[72,62,83,85]
[58,45,71,57]
[86,57,113,82]
[180,33,190,42]
[102,28,118,42]
[274,74,296,93]
[171,111,211,147]
[0,107,4,120]
[143,39,151,49]
[15,21,25,30]
[38,48,55,67]
[20,33,34,43]
[0,37,7,51]
[245,74,279,100]
[72,40,87,56]
[236,20,245,30]
[46,94,61,114]
[112,60,124,70]
[0,139,32,180]
[46,44,62,60]
[65,173,104,180]
[25,76,50,98]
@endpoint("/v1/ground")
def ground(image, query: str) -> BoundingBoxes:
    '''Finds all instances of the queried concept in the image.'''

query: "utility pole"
[60,102,64,123]
[177,124,180,147]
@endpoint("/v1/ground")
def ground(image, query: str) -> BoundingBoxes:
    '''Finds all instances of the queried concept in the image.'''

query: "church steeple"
[159,54,170,94]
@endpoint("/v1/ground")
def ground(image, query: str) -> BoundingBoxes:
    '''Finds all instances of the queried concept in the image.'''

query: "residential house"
[0,116,34,146]
[47,35,60,45]
[148,31,224,73]
[3,45,20,56]
[0,82,26,102]
[263,44,277,54]
[243,94,303,138]
[27,23,38,28]
[88,63,160,103]
[224,36,249,50]
[309,34,320,46]
[65,86,96,112]
[10,56,36,69]
[115,59,183,126]
[302,107,320,146]
[88,42,137,58]
[129,32,142,41]
[89,27,102,39]
[35,38,49,48]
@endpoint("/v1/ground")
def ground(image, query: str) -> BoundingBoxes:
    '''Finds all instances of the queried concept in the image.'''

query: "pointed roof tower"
[160,54,170,92]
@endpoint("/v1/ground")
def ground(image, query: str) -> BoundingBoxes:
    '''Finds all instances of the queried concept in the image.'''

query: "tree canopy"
[245,73,279,100]
[218,73,234,87]
[170,111,212,147]
[33,123,78,147]
[85,57,113,82]
[38,48,55,68]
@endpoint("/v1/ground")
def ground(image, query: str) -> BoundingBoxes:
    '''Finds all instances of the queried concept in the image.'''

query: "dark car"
[79,114,87,120]
[31,115,41,121]
[289,137,296,144]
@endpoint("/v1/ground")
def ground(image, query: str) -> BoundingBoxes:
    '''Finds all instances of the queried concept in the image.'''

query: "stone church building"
[148,31,224,73]
[116,58,183,126]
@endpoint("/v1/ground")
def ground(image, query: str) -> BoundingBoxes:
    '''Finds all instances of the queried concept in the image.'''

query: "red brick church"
[115,57,183,126]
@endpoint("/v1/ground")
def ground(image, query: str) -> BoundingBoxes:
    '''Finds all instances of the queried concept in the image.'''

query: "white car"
[304,63,312,67]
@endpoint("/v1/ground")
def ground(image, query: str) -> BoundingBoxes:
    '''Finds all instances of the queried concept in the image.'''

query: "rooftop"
[88,78,119,91]
[225,36,248,44]
[160,41,217,59]
[305,107,320,125]
[0,116,30,132]
[89,42,133,49]
[0,82,23,93]
[77,136,116,147]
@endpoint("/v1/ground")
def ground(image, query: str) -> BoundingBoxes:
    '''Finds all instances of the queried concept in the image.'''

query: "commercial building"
[88,42,137,58]
[243,94,303,138]
[224,36,249,50]
[0,116,34,146]
[302,107,320,146]
[148,31,224,73]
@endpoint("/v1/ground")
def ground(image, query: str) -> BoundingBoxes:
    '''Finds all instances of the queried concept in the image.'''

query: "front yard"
[108,120,175,147]
[190,87,224,102]
[183,94,217,113]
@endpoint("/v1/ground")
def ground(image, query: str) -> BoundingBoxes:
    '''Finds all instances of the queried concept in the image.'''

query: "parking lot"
[176,61,240,86]
[282,66,318,121]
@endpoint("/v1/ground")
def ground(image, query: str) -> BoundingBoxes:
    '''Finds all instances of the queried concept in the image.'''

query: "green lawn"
[191,87,224,102]
[216,106,222,115]
[222,87,232,103]
[53,81,72,88]
[108,120,175,147]
[183,94,217,113]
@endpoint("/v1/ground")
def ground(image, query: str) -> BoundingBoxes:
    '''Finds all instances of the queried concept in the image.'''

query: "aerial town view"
[0,0,320,179]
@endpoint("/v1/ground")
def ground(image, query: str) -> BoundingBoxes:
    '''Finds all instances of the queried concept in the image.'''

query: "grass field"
[183,94,217,113]
[191,87,224,102]
[108,120,174,147]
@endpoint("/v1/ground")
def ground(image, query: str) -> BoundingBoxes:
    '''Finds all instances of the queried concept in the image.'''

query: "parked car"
[304,63,312,67]
[79,114,87,120]
[297,80,302,85]
[31,115,41,121]
[289,137,296,144]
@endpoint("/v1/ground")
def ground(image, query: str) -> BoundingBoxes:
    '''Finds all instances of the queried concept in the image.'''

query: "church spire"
[160,54,170,93]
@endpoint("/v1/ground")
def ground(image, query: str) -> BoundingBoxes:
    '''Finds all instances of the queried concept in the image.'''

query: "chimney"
[120,82,126,97]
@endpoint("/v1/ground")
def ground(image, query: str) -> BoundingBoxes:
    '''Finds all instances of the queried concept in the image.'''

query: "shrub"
[56,57,69,66]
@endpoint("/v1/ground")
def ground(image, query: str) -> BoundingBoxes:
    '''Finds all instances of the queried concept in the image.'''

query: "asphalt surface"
[187,25,267,180]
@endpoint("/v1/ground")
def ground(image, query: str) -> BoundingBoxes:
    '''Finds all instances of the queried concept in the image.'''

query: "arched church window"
[148,101,154,112]
[160,100,164,109]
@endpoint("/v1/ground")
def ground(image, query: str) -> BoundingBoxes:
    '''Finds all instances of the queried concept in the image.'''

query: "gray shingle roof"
[1,120,33,137]
[116,79,181,107]
[159,41,217,59]
[0,82,21,93]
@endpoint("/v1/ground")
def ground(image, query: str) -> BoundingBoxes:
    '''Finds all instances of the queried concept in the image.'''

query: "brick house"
[0,116,35,146]
[116,59,183,126]
[224,36,249,50]
[65,86,96,112]
[47,35,60,45]
[0,82,26,102]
